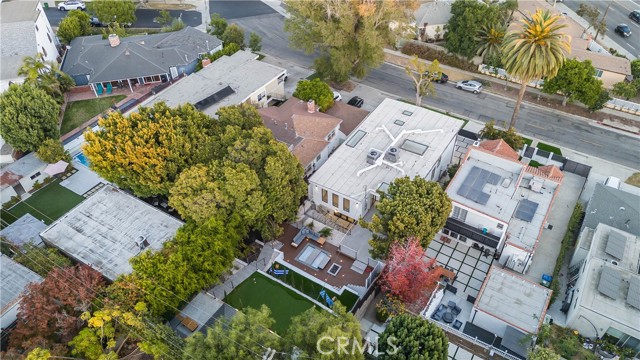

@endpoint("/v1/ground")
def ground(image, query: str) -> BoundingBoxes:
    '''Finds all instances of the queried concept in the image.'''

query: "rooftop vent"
[367,149,382,165]
[135,236,150,251]
[307,100,316,113]
[384,147,400,163]
[108,34,120,47]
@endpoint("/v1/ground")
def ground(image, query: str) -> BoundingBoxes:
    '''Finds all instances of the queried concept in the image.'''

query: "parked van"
[604,176,621,189]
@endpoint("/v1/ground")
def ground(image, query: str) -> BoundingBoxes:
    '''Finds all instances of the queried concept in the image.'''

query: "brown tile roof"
[478,139,520,161]
[527,165,564,183]
[0,171,21,190]
[325,101,369,136]
[571,48,631,76]
[292,139,330,168]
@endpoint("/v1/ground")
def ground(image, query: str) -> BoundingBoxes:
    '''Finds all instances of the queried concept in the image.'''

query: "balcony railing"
[444,218,501,249]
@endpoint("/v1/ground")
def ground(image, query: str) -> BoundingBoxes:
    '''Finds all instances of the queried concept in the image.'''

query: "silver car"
[58,1,86,10]
[456,80,483,94]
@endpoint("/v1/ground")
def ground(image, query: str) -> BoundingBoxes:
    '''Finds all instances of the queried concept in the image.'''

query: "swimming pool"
[73,152,90,167]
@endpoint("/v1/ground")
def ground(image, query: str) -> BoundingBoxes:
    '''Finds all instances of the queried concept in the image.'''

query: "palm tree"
[501,9,571,128]
[476,24,506,63]
[17,53,47,80]
[17,55,75,103]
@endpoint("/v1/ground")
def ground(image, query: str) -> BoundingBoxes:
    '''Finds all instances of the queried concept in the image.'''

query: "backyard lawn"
[269,262,359,310]
[7,180,85,225]
[224,272,320,335]
[61,95,126,135]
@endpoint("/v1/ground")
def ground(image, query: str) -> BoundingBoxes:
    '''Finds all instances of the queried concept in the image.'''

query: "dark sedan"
[347,96,364,108]
[615,24,632,37]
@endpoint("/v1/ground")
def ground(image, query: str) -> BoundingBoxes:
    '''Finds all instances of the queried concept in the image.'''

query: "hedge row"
[400,42,478,73]
[549,202,585,304]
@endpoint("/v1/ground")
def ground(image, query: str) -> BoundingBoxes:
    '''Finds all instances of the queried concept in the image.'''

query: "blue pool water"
[73,153,90,167]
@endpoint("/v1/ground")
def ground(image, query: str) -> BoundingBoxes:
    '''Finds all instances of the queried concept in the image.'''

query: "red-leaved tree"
[380,238,442,304]
[9,264,105,349]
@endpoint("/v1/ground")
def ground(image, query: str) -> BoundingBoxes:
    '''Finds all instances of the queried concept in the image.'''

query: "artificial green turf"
[522,137,533,147]
[270,262,359,311]
[536,142,562,156]
[224,272,318,335]
[528,160,543,168]
[61,95,126,135]
[8,180,85,224]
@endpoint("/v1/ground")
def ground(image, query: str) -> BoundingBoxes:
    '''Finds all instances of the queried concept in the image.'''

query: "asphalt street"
[563,0,640,57]
[209,0,276,20]
[235,13,640,170]
[44,8,202,28]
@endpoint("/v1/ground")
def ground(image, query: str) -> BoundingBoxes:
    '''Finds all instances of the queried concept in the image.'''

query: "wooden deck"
[277,224,372,289]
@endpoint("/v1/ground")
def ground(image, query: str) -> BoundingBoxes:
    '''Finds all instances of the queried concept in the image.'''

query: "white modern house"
[442,140,563,273]
[308,98,463,222]
[565,224,640,356]
[0,154,49,205]
[0,1,59,92]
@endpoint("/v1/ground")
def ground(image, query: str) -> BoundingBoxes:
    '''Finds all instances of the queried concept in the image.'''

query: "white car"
[456,80,483,94]
[333,91,342,102]
[58,1,86,11]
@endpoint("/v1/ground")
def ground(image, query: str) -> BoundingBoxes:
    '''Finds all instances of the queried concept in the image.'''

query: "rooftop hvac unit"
[367,149,382,165]
[384,147,400,163]
[135,236,150,251]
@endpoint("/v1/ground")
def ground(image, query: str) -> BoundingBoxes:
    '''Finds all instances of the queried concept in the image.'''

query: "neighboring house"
[169,291,237,338]
[308,98,463,222]
[40,185,183,281]
[565,223,640,356]
[0,153,48,205]
[413,1,453,41]
[0,136,16,166]
[136,50,287,116]
[467,266,551,359]
[0,1,59,92]
[517,0,631,88]
[0,214,47,249]
[259,98,345,176]
[443,140,563,273]
[61,27,222,96]
[582,183,640,237]
[324,101,369,138]
[1,255,43,343]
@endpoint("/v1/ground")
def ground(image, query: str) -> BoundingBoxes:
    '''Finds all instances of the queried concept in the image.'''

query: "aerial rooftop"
[583,183,640,237]
[1,254,43,317]
[40,185,183,280]
[475,266,551,334]
[169,291,237,338]
[0,214,46,248]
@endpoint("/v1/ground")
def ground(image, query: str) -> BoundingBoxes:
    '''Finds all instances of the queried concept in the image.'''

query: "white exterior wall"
[1,187,19,205]
[567,304,640,340]
[245,75,285,108]
[19,171,48,193]
[453,203,507,240]
[34,1,58,61]
[0,302,21,331]
[470,308,509,336]
[311,184,365,220]
[499,243,532,268]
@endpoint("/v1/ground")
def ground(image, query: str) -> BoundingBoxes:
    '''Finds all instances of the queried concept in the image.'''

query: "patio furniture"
[431,304,447,321]
[452,306,462,316]
[106,83,113,94]
[96,83,104,95]
[442,312,454,324]
[453,320,463,330]
[448,301,457,308]
[317,236,326,245]
[291,227,321,248]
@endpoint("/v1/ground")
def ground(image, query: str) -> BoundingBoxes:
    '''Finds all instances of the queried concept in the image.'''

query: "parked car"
[629,10,640,24]
[333,91,342,102]
[90,17,106,27]
[426,71,449,84]
[456,80,483,94]
[58,1,85,11]
[347,96,364,108]
[615,24,632,37]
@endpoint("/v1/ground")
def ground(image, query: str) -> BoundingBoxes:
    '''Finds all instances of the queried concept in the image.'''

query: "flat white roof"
[1,254,42,315]
[309,98,462,200]
[475,266,551,334]
[448,148,559,250]
[136,50,286,117]
[40,185,183,280]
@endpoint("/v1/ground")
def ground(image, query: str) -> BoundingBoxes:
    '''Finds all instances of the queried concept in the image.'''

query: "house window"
[497,223,504,229]
[345,130,366,147]
[400,139,428,155]
[321,189,328,203]
[332,193,339,207]
[326,129,335,141]
[435,156,441,170]
[458,235,467,242]
[41,47,47,57]
[30,172,41,180]
[316,154,321,162]
[35,24,39,31]
[394,119,405,126]
[594,69,603,78]
[402,110,413,116]
[305,164,312,173]
[442,229,450,236]
[47,32,52,43]
[258,91,266,101]
[343,198,350,212]
[452,206,468,222]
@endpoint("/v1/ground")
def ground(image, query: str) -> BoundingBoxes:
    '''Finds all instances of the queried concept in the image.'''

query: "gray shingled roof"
[1,254,43,314]
[583,183,640,237]
[0,2,39,81]
[61,27,222,83]
[0,214,46,248]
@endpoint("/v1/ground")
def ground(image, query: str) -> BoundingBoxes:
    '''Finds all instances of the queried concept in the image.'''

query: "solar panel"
[193,85,235,111]
[597,266,622,299]
[605,231,627,260]
[627,277,640,310]
[514,199,539,222]
[456,166,501,205]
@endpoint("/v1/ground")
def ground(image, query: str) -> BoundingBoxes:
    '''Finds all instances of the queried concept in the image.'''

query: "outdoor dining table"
[442,312,454,324]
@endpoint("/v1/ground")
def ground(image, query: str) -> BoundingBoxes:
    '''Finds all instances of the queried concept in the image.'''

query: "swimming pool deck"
[60,160,106,196]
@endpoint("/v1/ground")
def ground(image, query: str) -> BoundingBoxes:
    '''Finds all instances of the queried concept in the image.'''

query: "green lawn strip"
[528,160,543,168]
[1,209,20,228]
[270,262,359,310]
[61,95,126,134]
[536,142,562,156]
[224,272,318,335]
[522,137,533,147]
[8,180,85,225]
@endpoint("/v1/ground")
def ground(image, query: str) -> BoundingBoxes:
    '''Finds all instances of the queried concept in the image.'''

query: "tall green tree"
[184,305,280,360]
[528,347,561,360]
[501,9,571,128]
[285,0,417,82]
[89,0,136,25]
[611,81,638,100]
[542,59,604,106]
[404,56,442,106]
[287,303,363,360]
[18,54,74,103]
[631,59,640,78]
[249,32,262,52]
[445,1,505,59]
[292,78,335,111]
[36,138,72,164]
[0,83,60,152]
[476,24,506,63]
[13,244,73,277]
[154,10,173,26]
[361,176,451,259]
[17,54,46,80]
[378,314,448,360]
[221,23,245,47]
[83,102,217,197]
[209,13,227,37]
[56,16,83,44]
[479,121,524,150]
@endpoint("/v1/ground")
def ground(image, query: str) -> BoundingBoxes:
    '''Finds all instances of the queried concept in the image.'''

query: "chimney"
[307,99,316,113]
[108,34,120,47]
[202,58,211,67]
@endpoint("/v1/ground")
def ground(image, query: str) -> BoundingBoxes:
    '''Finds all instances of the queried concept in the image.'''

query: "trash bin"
[43,2,49,9]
